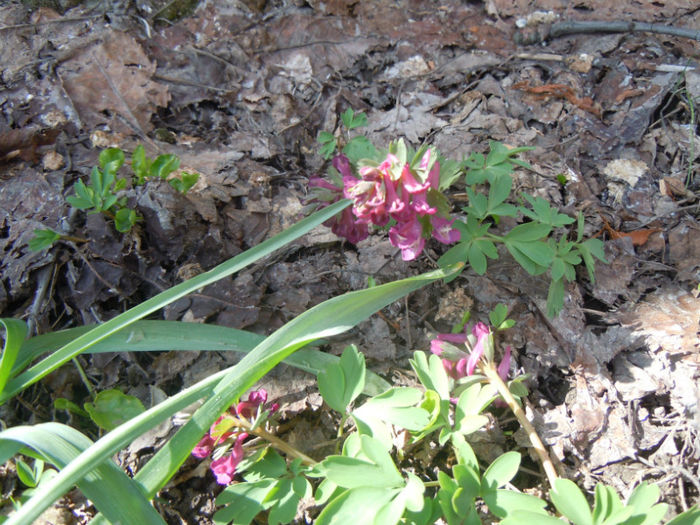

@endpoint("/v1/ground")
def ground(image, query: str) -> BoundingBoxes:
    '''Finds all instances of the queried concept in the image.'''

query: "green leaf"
[28,229,61,251]
[149,154,180,179]
[114,208,139,233]
[352,388,430,446]
[342,136,377,164]
[468,242,488,275]
[520,194,575,228]
[437,156,463,191]
[0,319,27,396]
[550,478,594,525]
[13,321,390,398]
[505,243,549,276]
[455,384,491,434]
[551,258,566,282]
[315,487,401,525]
[16,458,42,488]
[266,476,310,525]
[489,304,508,329]
[318,454,400,490]
[131,144,149,185]
[482,488,548,518]
[501,511,565,525]
[504,221,552,242]
[665,506,700,525]
[451,433,479,472]
[578,238,607,283]
[66,179,95,210]
[593,482,622,524]
[409,351,450,400]
[547,278,566,318]
[214,479,276,525]
[83,389,145,431]
[340,108,368,130]
[241,448,287,482]
[318,345,366,414]
[54,398,89,418]
[401,472,425,513]
[464,188,488,219]
[103,193,118,211]
[320,141,337,159]
[98,148,125,176]
[90,166,106,200]
[318,131,335,144]
[452,463,480,506]
[481,451,521,491]
[114,178,127,191]
[487,173,513,211]
[169,172,199,194]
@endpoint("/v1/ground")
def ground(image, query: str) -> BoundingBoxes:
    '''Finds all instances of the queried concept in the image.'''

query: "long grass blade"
[0,422,165,524]
[16,321,390,396]
[0,319,27,396]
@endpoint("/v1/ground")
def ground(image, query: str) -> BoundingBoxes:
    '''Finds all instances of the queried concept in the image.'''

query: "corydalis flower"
[191,389,277,485]
[342,148,460,260]
[430,323,510,381]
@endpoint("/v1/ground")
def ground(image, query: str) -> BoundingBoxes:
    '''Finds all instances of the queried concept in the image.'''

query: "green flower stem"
[60,235,89,244]
[235,417,317,466]
[480,361,558,488]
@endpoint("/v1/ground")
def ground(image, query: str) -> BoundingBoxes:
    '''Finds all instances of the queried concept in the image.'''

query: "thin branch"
[515,20,700,45]
[481,362,559,488]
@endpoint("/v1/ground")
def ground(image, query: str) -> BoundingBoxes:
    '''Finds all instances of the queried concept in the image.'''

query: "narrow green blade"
[0,422,165,525]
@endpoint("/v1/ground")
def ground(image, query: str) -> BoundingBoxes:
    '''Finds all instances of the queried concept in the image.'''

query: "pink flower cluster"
[431,322,511,381]
[192,389,278,485]
[309,150,460,261]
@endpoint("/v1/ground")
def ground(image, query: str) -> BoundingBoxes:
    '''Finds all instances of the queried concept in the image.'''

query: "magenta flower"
[389,217,425,261]
[431,216,460,244]
[191,389,276,485]
[192,433,216,459]
[429,322,510,381]
[465,322,491,375]
[430,331,469,356]
[497,346,512,381]
[309,147,460,261]
[210,433,248,485]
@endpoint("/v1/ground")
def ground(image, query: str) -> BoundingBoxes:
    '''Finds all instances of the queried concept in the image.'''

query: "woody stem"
[480,361,559,487]
[235,417,317,466]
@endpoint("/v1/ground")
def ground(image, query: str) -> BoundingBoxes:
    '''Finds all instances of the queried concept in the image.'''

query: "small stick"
[515,20,700,45]
[481,361,559,488]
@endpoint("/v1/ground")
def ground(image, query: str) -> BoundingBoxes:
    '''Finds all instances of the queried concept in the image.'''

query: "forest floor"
[0,0,698,523]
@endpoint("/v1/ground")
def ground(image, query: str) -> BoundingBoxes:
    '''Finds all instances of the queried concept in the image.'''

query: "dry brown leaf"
[59,31,169,134]
[513,81,602,118]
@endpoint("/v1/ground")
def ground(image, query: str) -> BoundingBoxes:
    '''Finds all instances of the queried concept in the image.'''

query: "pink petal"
[438,332,469,344]
[332,154,353,179]
[400,164,430,194]
[497,346,512,381]
[411,190,437,215]
[210,433,248,485]
[427,160,440,188]
[431,216,460,244]
[191,434,215,459]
